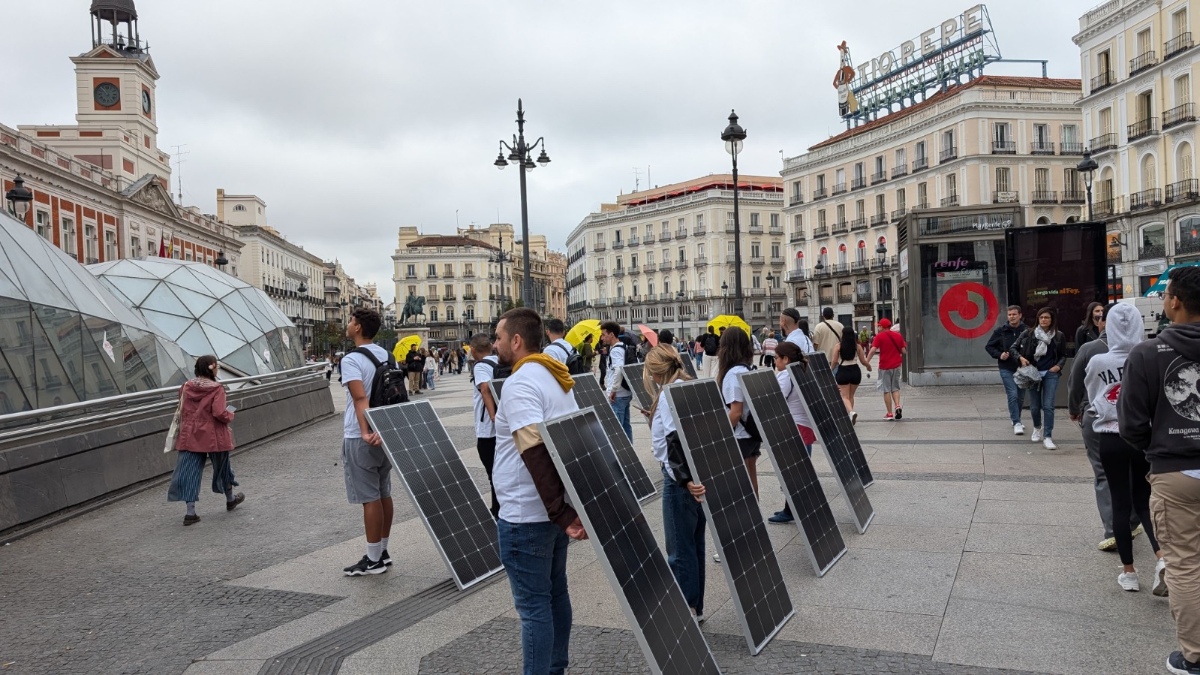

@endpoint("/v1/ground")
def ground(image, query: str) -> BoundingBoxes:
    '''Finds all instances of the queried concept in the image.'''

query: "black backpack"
[471,358,512,385]
[549,342,588,375]
[352,347,409,408]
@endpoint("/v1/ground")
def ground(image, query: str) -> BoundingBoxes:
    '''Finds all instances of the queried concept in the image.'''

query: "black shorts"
[835,363,862,386]
[737,436,762,459]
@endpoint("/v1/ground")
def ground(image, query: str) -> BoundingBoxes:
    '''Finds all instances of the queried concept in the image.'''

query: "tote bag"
[163,397,183,453]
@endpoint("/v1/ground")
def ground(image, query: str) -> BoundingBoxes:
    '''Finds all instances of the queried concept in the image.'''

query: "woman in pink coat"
[167,355,244,525]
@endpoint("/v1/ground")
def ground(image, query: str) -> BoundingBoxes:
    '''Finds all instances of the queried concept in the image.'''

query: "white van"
[1118,296,1165,337]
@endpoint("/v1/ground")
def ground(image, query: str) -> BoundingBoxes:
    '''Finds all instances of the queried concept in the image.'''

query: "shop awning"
[1144,260,1200,296]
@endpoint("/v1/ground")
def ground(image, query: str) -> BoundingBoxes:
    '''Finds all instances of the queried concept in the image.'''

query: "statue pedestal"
[395,325,431,347]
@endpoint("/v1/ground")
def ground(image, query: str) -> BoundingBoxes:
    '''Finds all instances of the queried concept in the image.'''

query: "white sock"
[380,537,389,552]
[186,502,196,516]
[367,540,382,562]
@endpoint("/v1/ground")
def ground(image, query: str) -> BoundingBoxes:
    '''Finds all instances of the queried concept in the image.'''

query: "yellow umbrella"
[393,335,422,361]
[565,319,601,348]
[707,315,751,338]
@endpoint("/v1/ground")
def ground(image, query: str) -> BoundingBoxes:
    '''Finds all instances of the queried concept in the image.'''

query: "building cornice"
[1073,0,1156,46]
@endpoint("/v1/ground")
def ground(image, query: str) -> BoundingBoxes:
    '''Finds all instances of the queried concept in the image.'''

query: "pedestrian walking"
[543,318,575,366]
[718,326,762,498]
[405,348,422,395]
[338,309,395,576]
[1119,265,1200,675]
[325,359,333,382]
[834,324,872,425]
[866,318,907,420]
[492,308,588,675]
[423,347,437,390]
[761,332,778,369]
[766,341,818,524]
[166,355,243,526]
[601,321,634,441]
[578,334,595,373]
[986,305,1029,435]
[1069,303,1143,552]
[811,307,844,365]
[1076,301,1105,352]
[642,344,708,621]
[700,326,721,378]
[1013,307,1066,450]
[780,308,814,353]
[1083,303,1165,594]
[469,333,501,518]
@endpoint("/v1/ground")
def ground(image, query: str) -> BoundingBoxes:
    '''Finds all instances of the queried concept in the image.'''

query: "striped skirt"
[167,451,238,503]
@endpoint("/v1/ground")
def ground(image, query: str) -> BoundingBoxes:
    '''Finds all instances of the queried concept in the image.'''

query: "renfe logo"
[938,281,1000,340]
[932,257,971,271]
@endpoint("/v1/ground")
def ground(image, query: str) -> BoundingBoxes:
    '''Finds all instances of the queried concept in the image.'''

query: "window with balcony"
[1140,223,1166,259]
[427,263,437,278]
[1095,50,1114,92]
[917,182,928,207]
[750,212,760,228]
[446,306,456,321]
[444,263,454,277]
[875,193,885,214]
[1179,215,1200,254]
[104,230,117,261]
[818,209,827,227]
[992,122,1014,154]
[61,218,75,256]
[1099,107,1113,134]
[661,220,670,238]
[852,162,865,189]
[1132,28,1158,74]
[944,173,958,206]
[941,129,956,161]
[770,213,779,231]
[1031,124,1052,154]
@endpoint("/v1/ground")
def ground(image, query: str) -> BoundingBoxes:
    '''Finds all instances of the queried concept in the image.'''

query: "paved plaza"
[0,368,1180,674]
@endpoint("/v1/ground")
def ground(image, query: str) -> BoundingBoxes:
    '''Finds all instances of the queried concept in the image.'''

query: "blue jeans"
[497,519,572,675]
[610,394,633,442]
[997,368,1025,425]
[662,467,706,615]
[1029,371,1060,437]
[425,371,435,390]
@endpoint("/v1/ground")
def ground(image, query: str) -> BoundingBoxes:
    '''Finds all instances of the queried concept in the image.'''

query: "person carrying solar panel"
[491,307,589,675]
[717,326,763,498]
[642,344,709,622]
[767,341,820,525]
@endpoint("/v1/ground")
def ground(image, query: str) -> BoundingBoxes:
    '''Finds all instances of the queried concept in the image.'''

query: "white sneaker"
[1043,437,1057,450]
[1118,571,1140,592]
[1031,427,1043,442]
[1153,558,1169,597]
[1013,422,1025,435]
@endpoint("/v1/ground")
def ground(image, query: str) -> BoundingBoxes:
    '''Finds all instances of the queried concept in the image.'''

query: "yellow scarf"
[513,353,575,393]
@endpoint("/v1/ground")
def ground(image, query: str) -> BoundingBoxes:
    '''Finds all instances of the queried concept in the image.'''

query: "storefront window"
[919,240,1007,368]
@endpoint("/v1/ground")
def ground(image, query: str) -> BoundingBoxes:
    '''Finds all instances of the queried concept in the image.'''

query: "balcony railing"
[891,207,907,221]
[612,240,624,249]
[675,229,688,239]
[1164,103,1197,129]
[837,293,854,303]
[851,177,867,190]
[463,293,477,301]
[1178,235,1200,254]
[1091,70,1115,93]
[790,193,805,206]
[593,243,606,252]
[1060,142,1085,155]
[692,226,706,236]
[612,268,625,277]
[851,217,868,231]
[857,290,873,302]
[812,225,829,238]
[694,256,708,267]
[915,201,930,210]
[940,146,957,163]
[1140,243,1166,259]
[1130,50,1158,75]
[769,223,783,234]
[872,171,887,185]
[832,183,848,195]
[851,261,868,273]
[444,294,457,301]
[770,256,785,265]
[659,261,672,271]
[1031,141,1055,155]
[991,140,1016,154]
[940,194,959,207]
[1167,178,1200,203]
[812,187,828,200]
[748,223,763,234]
[871,255,898,270]
[829,263,850,275]
[832,221,849,235]
[675,260,688,269]
[749,256,765,266]
[628,236,639,246]
[891,165,908,179]
[1032,190,1058,204]
[660,231,673,241]
[725,254,738,264]
[1095,198,1117,217]
[1090,133,1119,152]
[870,213,888,226]
[1131,188,1163,211]
[595,269,608,278]
[786,269,808,281]
[790,230,805,242]
[1165,32,1194,60]
[992,190,1019,204]
[1128,117,1160,141]
[644,234,655,244]
[912,156,929,172]
[1062,190,1086,204]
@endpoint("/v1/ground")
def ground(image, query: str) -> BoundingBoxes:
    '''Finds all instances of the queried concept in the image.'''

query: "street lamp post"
[721,110,747,317]
[1078,150,1099,221]
[676,290,685,341]
[490,232,514,313]
[721,281,729,314]
[5,174,33,221]
[493,99,551,307]
[766,272,776,319]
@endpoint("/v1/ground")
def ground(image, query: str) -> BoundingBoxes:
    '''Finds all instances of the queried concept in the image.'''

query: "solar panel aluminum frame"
[802,353,874,487]
[664,379,795,656]
[571,374,657,502]
[620,363,654,418]
[737,369,847,577]
[365,401,504,591]
[539,409,722,675]
[787,360,875,534]
[487,377,504,403]
[679,352,699,379]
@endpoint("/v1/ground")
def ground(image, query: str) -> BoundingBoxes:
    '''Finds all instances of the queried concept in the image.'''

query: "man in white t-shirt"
[542,318,575,365]
[492,308,588,674]
[338,308,395,577]
[780,307,814,354]
[811,307,844,366]
[470,333,501,518]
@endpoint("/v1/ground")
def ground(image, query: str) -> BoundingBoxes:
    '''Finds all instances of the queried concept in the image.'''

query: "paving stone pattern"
[418,617,1037,675]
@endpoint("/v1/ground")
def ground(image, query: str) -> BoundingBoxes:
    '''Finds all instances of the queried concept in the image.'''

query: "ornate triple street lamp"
[493,99,551,307]
[1078,150,1099,222]
[721,110,747,317]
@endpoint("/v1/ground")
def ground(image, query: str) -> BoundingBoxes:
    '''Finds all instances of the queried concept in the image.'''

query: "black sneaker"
[1168,651,1200,674]
[226,493,245,511]
[894,407,903,420]
[381,549,393,566]
[343,555,388,576]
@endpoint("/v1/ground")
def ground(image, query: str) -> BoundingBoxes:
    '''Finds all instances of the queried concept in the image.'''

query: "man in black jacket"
[1120,266,1200,675]
[985,305,1028,435]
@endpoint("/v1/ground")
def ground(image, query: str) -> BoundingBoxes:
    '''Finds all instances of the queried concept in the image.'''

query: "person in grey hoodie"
[1084,303,1164,594]
[1120,265,1200,675]
[1069,303,1143,552]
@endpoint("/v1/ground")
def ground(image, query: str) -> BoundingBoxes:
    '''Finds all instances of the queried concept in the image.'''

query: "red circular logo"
[938,282,1000,340]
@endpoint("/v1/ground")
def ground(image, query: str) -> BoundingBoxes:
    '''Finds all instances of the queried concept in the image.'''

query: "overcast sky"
[3,1,1088,303]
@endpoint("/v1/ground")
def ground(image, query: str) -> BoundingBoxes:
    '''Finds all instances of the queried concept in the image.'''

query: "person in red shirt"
[166,355,243,525]
[866,318,908,420]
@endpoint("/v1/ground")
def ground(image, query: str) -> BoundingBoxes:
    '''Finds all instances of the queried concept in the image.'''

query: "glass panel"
[154,336,190,386]
[229,310,263,342]
[140,285,190,317]
[164,266,214,295]
[177,321,216,360]
[221,344,258,376]
[80,316,124,398]
[30,306,81,407]
[0,265,26,302]
[918,240,1007,368]
[241,291,278,331]
[200,322,246,359]
[219,291,256,328]
[138,309,196,341]
[6,245,75,311]
[104,276,160,306]
[124,326,161,392]
[198,302,239,337]
[128,259,181,278]
[169,283,219,317]
[0,298,34,412]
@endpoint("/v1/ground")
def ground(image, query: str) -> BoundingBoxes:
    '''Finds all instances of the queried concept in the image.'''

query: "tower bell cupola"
[90,0,144,52]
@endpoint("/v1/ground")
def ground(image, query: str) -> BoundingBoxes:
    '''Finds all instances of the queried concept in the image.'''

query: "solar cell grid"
[664,379,794,655]
[571,375,657,501]
[805,353,873,486]
[620,363,653,414]
[540,409,721,675]
[365,401,503,590]
[738,369,847,576]
[787,357,875,533]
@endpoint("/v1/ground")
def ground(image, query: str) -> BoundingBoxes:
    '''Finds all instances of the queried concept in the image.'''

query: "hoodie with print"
[1119,320,1200,474]
[1084,304,1142,434]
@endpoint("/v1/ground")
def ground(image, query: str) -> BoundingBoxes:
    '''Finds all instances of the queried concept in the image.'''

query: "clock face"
[95,82,121,108]
[142,90,152,114]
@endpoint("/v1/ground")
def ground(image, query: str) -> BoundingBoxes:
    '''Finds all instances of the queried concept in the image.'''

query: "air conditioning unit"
[996,191,1019,203]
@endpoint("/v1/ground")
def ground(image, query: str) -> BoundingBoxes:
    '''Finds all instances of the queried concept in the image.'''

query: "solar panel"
[365,401,504,590]
[664,379,794,655]
[787,357,875,534]
[679,351,699,379]
[487,377,504,403]
[737,369,847,577]
[801,353,874,487]
[620,363,653,414]
[571,374,657,502]
[540,409,721,675]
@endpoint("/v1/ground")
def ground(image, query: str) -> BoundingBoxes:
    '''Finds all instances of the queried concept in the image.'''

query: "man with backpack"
[700,326,721,378]
[601,321,635,441]
[339,308,400,576]
[469,333,501,519]
[543,319,587,375]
